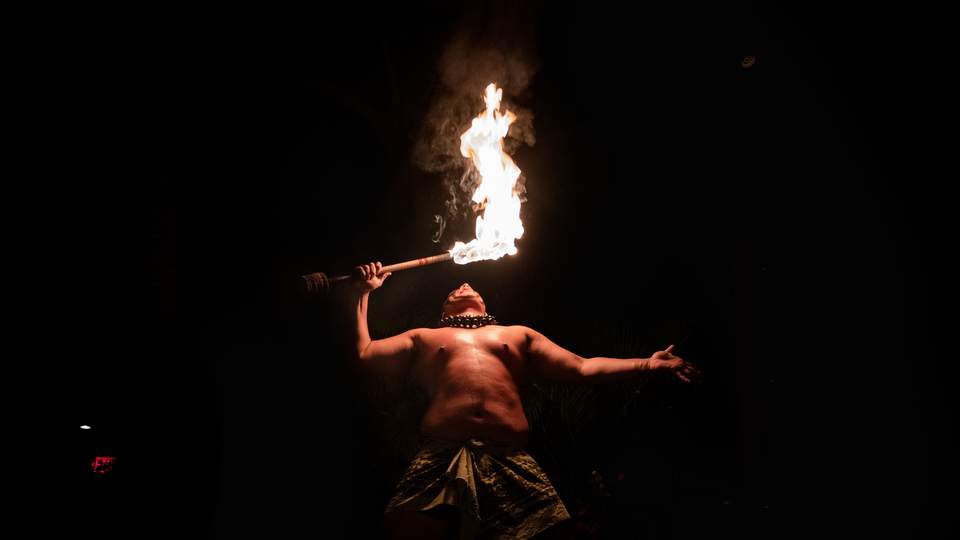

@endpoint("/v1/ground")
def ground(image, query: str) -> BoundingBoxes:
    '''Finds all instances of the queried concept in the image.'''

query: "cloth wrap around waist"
[385,436,570,540]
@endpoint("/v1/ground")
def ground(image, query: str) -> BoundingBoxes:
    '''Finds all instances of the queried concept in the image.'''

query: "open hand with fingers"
[651,345,702,383]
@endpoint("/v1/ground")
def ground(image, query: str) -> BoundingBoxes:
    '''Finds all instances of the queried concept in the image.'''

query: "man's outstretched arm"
[523,327,701,384]
[348,262,417,378]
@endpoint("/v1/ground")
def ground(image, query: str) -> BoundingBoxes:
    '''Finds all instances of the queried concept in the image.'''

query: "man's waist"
[416,432,527,454]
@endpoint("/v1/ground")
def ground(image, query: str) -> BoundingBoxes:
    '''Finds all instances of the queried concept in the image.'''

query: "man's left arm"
[522,327,701,384]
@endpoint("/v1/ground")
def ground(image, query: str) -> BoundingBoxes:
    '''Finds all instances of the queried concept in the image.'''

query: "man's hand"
[353,261,392,293]
[651,345,702,383]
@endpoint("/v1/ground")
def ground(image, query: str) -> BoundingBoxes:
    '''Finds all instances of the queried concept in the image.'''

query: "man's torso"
[409,325,532,446]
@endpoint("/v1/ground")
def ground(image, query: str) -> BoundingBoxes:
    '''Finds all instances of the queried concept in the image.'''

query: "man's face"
[442,283,486,316]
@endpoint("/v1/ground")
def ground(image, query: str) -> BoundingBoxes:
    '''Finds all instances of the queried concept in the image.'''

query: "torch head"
[441,283,487,317]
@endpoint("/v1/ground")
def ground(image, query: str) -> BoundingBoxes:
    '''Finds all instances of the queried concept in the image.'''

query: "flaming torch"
[303,82,524,292]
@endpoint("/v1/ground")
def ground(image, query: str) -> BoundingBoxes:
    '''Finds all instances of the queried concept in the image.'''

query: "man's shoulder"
[504,324,533,331]
[501,324,534,335]
[504,324,537,336]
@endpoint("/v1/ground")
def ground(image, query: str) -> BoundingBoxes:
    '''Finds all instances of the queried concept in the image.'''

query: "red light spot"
[91,456,116,474]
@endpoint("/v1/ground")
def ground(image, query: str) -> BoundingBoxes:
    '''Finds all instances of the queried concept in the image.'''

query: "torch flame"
[449,83,525,264]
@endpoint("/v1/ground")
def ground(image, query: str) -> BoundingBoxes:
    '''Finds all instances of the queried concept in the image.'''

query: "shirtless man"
[349,262,701,539]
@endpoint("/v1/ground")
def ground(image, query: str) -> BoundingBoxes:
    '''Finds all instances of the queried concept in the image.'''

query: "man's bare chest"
[417,326,525,357]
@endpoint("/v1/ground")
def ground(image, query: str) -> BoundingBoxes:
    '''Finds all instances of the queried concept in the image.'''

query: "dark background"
[55,2,953,538]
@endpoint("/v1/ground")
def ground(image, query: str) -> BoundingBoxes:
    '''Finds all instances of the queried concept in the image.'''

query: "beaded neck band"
[438,313,499,329]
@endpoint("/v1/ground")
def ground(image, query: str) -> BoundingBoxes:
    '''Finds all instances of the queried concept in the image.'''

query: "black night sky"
[56,2,953,538]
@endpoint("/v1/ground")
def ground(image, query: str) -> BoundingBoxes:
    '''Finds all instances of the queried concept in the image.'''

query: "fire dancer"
[347,261,702,539]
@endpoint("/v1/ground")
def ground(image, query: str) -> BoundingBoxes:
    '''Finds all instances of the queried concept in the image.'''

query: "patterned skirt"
[385,436,570,539]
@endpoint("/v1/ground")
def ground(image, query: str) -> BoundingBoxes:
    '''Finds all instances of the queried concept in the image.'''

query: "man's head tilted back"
[441,283,487,317]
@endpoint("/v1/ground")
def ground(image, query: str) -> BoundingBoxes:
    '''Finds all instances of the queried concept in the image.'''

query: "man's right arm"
[348,262,417,378]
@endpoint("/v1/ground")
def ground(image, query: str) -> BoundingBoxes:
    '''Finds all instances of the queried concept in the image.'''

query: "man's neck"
[450,309,485,317]
[438,311,499,329]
